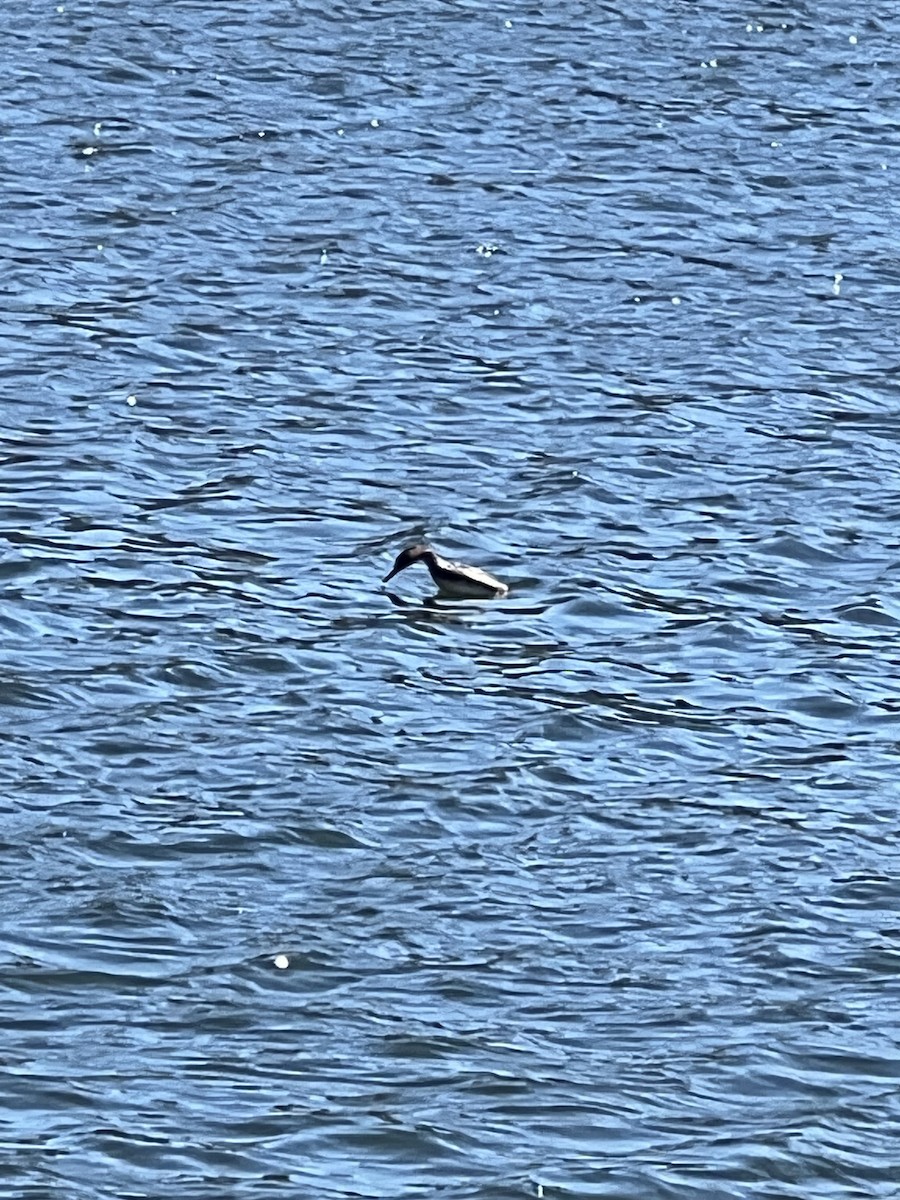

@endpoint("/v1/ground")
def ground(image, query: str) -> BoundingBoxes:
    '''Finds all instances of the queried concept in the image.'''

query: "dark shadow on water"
[383,588,527,625]
[384,589,443,610]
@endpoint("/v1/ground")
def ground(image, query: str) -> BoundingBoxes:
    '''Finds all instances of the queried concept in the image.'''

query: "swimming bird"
[382,544,508,599]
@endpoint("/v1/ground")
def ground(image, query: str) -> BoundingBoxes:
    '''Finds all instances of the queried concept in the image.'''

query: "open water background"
[3,1,900,1196]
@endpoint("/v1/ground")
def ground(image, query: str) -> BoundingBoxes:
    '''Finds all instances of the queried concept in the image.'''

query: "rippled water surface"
[4,1,900,1195]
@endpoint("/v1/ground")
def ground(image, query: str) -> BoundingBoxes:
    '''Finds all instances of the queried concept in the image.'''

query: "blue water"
[3,2,900,1196]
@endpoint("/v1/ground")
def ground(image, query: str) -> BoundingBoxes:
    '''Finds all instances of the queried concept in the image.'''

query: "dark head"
[383,544,432,583]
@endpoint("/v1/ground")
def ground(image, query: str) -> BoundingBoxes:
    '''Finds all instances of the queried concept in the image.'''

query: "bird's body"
[383,544,508,599]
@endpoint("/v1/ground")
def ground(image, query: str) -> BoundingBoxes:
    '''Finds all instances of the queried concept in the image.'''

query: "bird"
[382,544,508,599]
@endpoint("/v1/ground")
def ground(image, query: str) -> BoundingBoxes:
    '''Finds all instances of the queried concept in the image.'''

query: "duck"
[382,544,508,599]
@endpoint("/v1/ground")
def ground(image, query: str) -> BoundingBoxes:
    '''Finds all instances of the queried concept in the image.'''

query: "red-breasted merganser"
[382,544,508,599]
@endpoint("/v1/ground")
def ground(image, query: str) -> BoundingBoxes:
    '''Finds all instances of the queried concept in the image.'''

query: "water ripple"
[3,0,900,1195]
